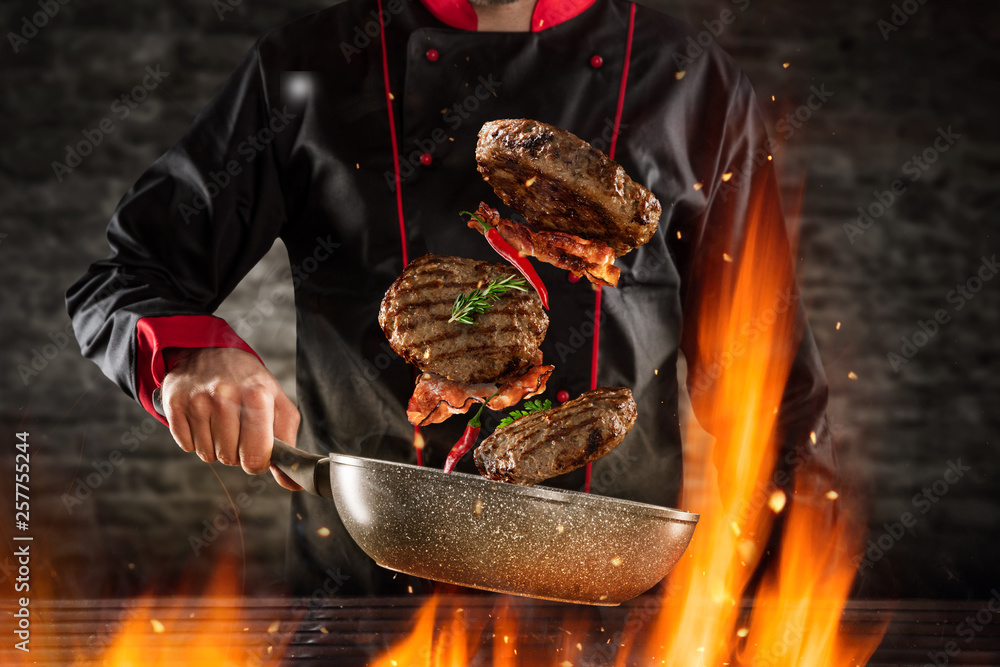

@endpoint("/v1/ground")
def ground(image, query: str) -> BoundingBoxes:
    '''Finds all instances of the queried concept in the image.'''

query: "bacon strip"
[471,203,621,287]
[407,351,555,426]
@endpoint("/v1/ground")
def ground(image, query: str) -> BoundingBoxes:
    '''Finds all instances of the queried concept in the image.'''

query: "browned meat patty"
[476,119,661,257]
[378,254,548,384]
[474,387,637,486]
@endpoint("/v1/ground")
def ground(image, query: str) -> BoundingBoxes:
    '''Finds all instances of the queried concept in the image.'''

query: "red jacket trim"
[135,315,262,424]
[419,0,596,32]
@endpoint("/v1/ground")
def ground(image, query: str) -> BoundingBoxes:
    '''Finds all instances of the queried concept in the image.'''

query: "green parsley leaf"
[496,398,553,429]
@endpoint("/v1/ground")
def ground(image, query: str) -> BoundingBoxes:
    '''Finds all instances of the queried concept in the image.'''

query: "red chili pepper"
[443,421,480,474]
[442,394,496,473]
[465,212,549,310]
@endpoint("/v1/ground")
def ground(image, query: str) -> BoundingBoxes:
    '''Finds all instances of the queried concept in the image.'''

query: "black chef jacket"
[66,0,837,596]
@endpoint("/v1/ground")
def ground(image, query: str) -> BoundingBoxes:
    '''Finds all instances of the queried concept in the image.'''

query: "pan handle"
[271,438,333,499]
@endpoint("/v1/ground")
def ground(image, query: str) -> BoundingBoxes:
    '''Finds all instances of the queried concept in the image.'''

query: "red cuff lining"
[135,315,262,424]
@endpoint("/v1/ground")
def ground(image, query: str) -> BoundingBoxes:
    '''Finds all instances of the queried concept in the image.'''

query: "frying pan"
[270,439,698,606]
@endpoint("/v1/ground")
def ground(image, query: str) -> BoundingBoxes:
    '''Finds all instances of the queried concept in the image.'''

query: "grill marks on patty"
[378,254,548,385]
[474,387,638,486]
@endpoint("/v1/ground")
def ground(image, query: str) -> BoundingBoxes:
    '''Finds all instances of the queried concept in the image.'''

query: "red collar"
[419,0,596,32]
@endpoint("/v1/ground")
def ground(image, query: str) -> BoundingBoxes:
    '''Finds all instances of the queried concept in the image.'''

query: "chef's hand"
[161,347,302,491]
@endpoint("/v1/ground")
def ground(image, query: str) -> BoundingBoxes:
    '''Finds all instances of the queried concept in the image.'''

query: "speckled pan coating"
[327,453,698,606]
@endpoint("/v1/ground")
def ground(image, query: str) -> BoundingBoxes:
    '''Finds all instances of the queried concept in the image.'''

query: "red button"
[426,48,439,62]
[567,272,581,283]
[556,390,570,403]
[590,54,603,68]
[419,152,433,166]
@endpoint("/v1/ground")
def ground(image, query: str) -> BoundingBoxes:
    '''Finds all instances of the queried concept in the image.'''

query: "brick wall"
[0,0,996,599]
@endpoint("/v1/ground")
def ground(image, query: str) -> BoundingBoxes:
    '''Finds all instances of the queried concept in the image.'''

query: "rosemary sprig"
[449,275,528,325]
[497,398,553,429]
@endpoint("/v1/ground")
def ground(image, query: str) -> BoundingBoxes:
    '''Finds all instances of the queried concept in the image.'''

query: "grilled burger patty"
[476,119,661,256]
[378,254,548,385]
[474,387,637,486]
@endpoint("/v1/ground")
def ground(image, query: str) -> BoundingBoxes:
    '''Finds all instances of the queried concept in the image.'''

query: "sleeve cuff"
[135,315,263,424]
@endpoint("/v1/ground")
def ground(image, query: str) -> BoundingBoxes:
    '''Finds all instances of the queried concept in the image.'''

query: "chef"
[67,0,836,595]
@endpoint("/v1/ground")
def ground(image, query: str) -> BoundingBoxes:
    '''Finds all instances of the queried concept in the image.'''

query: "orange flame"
[369,596,440,667]
[371,595,488,667]
[739,473,881,667]
[371,596,609,666]
[493,598,519,666]
[73,556,293,666]
[620,173,800,666]
[0,554,292,666]
[634,180,884,665]
[369,182,884,666]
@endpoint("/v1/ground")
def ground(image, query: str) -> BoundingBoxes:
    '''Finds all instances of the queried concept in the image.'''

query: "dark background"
[0,0,997,602]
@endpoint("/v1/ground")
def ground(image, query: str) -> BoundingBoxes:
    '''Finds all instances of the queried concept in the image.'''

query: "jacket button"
[556,390,570,403]
[590,54,603,68]
[567,272,581,283]
[420,152,433,166]
[426,48,440,62]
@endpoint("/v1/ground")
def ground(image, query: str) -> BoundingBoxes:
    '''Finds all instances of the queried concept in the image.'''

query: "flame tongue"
[63,555,297,666]
[741,472,885,667]
[633,183,800,665]
[635,183,884,665]
[370,188,885,665]
[371,596,493,667]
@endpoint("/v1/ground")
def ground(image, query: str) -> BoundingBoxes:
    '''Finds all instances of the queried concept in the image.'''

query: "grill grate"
[2,597,998,666]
